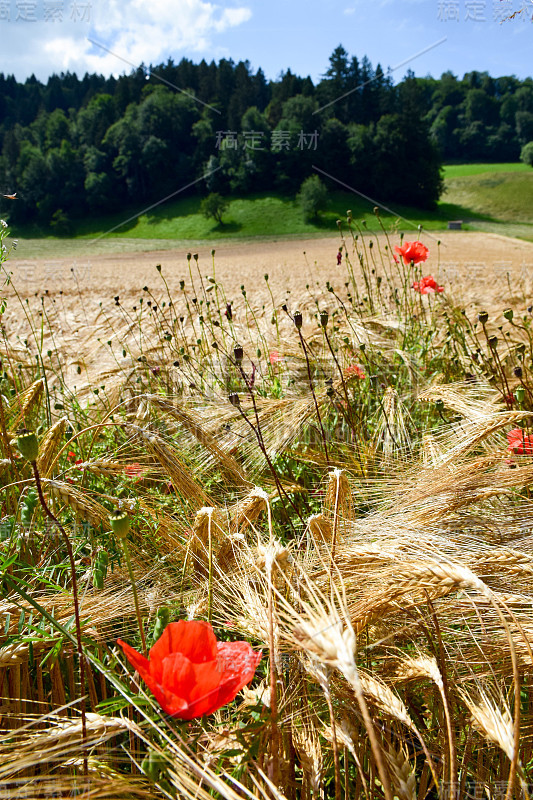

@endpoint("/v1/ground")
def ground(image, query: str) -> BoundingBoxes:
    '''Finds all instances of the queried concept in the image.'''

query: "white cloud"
[4,0,252,81]
[343,7,356,14]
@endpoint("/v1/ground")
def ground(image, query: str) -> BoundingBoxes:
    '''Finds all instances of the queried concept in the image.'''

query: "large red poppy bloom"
[394,241,429,265]
[118,620,261,720]
[507,428,533,456]
[412,275,444,295]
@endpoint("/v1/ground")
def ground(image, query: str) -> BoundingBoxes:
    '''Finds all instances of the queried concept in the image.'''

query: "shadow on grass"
[207,220,243,234]
[435,201,497,224]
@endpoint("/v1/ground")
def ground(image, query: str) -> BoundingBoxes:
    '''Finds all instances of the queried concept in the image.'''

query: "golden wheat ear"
[36,415,67,477]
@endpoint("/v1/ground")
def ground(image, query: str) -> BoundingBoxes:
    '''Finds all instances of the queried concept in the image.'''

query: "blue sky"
[1,0,531,84]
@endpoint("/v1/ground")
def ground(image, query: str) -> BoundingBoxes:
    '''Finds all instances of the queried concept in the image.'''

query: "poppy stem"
[122,538,147,656]
[207,509,213,624]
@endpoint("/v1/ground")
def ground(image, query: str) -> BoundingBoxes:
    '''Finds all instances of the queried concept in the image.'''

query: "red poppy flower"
[269,351,283,365]
[412,275,444,295]
[344,363,365,380]
[67,451,83,468]
[507,428,533,456]
[124,462,146,480]
[394,241,429,265]
[118,620,261,720]
[336,250,342,265]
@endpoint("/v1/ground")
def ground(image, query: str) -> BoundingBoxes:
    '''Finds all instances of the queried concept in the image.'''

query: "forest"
[1,44,532,228]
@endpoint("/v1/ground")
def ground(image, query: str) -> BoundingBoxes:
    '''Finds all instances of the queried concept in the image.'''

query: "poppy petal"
[215,641,262,707]
[117,639,150,679]
[183,661,227,718]
[156,655,224,719]
[150,620,217,665]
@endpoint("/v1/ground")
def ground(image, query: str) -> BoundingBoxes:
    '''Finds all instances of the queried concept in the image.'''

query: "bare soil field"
[7,231,533,313]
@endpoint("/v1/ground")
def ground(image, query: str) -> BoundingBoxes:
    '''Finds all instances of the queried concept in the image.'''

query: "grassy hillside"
[5,191,455,258]
[442,170,533,224]
[5,164,533,257]
[442,162,531,178]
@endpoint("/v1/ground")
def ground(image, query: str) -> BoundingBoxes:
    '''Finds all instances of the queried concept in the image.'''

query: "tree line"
[0,45,532,229]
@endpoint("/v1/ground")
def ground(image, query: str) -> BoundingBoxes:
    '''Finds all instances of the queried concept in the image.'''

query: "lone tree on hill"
[297,175,328,221]
[200,192,229,225]
[520,141,533,167]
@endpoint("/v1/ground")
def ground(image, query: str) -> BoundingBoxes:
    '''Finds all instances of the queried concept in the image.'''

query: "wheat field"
[1,219,533,799]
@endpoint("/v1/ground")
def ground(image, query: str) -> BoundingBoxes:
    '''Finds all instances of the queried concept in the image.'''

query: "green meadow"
[5,163,533,259]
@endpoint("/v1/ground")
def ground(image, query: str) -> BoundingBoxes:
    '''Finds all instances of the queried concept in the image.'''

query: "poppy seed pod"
[233,345,244,364]
[488,336,498,349]
[514,366,523,378]
[503,308,514,322]
[153,607,171,642]
[93,567,105,590]
[229,393,240,407]
[293,311,303,329]
[515,386,525,404]
[478,311,489,325]
[17,429,39,462]
[110,511,131,539]
[319,310,329,328]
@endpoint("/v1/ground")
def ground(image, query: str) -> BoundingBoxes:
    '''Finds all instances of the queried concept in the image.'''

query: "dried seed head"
[324,468,353,521]
[255,540,290,574]
[233,344,244,364]
[12,379,44,430]
[45,479,110,528]
[294,616,356,668]
[308,513,333,544]
[217,532,246,571]
[36,416,67,476]
[233,486,268,533]
[190,507,224,578]
[462,694,514,761]
[399,655,444,691]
